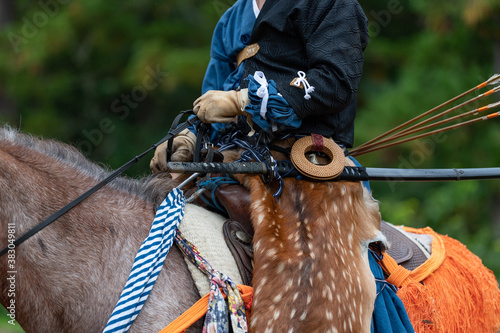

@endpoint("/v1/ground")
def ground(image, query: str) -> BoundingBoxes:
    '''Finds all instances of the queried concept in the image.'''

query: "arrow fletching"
[487,74,500,86]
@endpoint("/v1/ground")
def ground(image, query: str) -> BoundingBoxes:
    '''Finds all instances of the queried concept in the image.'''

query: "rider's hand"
[193,89,249,124]
[150,129,196,174]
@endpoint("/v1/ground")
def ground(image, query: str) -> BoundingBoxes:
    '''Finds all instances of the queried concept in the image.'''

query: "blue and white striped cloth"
[103,188,186,333]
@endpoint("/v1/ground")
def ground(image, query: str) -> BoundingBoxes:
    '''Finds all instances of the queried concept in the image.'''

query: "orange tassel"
[396,280,440,332]
[380,228,500,333]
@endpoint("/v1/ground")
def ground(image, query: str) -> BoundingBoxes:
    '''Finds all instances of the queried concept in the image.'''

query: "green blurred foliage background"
[0,0,499,331]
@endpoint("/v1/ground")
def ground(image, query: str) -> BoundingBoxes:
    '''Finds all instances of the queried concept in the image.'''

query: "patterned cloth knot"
[175,231,248,333]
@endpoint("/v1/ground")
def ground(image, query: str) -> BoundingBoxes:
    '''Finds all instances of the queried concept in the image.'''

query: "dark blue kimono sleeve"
[275,0,369,119]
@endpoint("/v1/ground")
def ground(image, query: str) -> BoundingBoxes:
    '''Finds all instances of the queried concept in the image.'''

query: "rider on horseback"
[150,1,414,332]
[150,0,368,173]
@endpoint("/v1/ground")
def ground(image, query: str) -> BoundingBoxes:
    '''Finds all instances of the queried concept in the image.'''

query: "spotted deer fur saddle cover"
[229,174,384,331]
[216,180,432,285]
[174,169,432,332]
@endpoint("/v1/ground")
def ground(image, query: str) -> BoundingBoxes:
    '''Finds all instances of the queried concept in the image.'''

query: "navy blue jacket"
[241,0,369,147]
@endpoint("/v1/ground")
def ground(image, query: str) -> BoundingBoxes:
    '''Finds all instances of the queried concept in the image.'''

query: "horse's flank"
[0,126,201,332]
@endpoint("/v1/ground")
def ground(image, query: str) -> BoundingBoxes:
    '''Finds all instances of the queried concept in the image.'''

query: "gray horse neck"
[0,133,199,332]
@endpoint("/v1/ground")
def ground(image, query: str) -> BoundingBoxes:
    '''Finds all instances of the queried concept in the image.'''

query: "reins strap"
[193,122,212,163]
[0,111,198,257]
[167,111,194,162]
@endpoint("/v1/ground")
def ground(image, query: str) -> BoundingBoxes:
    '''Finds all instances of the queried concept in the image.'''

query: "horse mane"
[0,125,170,205]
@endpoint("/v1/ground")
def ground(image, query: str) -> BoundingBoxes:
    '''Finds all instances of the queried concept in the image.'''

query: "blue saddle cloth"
[369,250,415,333]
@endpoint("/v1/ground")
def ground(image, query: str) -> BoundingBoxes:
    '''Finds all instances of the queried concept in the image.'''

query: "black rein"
[0,112,197,257]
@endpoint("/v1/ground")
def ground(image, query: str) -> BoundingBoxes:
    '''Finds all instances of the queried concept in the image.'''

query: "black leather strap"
[166,110,194,162]
[193,122,212,163]
[0,111,198,257]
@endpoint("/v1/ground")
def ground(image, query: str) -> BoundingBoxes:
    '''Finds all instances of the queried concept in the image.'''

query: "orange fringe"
[380,227,500,333]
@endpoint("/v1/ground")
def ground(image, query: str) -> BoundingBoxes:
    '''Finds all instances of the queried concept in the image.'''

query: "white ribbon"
[293,70,315,100]
[253,71,269,120]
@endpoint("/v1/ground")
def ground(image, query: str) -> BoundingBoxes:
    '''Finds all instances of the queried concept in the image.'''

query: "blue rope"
[198,177,239,213]
[219,133,285,199]
[374,277,399,296]
[369,248,399,296]
[369,248,384,262]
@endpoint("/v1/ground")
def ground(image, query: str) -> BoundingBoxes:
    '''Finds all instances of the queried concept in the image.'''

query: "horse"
[1,126,499,333]
[0,126,204,332]
[0,125,387,332]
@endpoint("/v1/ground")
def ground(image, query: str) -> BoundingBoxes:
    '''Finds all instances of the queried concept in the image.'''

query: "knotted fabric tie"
[253,71,269,120]
[175,230,248,333]
[292,71,315,100]
[103,188,186,333]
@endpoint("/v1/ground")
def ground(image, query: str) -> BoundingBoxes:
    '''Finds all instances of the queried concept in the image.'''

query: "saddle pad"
[178,203,244,296]
[381,221,432,271]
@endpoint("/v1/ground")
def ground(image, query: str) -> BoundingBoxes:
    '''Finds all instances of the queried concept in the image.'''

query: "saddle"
[213,184,254,286]
[380,221,432,271]
[213,184,431,285]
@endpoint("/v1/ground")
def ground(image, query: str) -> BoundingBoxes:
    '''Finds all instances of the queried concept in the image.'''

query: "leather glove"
[193,89,249,124]
[150,128,196,174]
